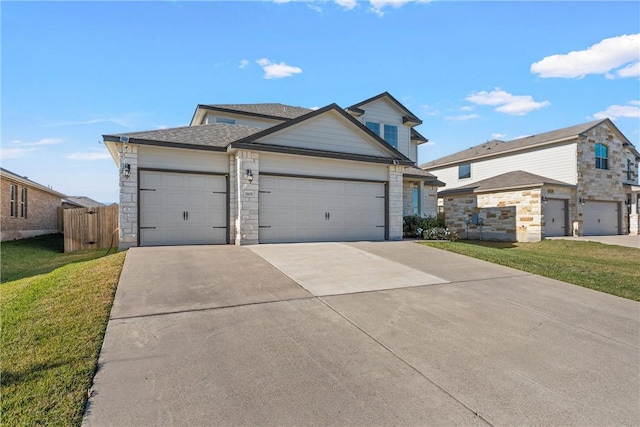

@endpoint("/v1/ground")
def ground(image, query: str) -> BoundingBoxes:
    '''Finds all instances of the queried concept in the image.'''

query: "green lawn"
[420,239,640,301]
[1,235,126,426]
[1,234,115,283]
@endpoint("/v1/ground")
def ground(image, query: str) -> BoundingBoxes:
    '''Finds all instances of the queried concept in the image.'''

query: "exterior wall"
[259,112,391,158]
[118,144,138,249]
[403,183,415,216]
[423,185,438,217]
[427,143,578,190]
[356,98,413,162]
[443,188,545,242]
[234,150,260,245]
[388,165,404,240]
[576,124,630,235]
[1,178,62,241]
[629,193,640,235]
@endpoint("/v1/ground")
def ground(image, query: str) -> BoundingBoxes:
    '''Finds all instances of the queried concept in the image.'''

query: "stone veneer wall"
[443,187,545,242]
[388,165,404,240]
[576,124,629,234]
[423,185,438,217]
[118,144,138,249]
[1,178,62,241]
[402,183,414,216]
[234,150,259,245]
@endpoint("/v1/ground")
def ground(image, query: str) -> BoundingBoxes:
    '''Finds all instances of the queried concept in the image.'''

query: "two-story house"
[103,92,441,248]
[421,119,640,242]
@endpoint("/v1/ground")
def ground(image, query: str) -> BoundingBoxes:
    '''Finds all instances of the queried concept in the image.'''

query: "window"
[412,186,419,215]
[365,121,380,136]
[458,163,471,179]
[384,125,398,149]
[627,159,634,181]
[20,188,27,218]
[216,117,236,125]
[595,143,608,170]
[9,184,17,217]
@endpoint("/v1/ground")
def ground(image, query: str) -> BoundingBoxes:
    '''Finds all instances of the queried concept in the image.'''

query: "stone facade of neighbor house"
[1,168,66,241]
[423,119,640,239]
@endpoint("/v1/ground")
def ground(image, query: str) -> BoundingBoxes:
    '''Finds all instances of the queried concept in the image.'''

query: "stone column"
[234,150,259,245]
[388,165,404,240]
[119,144,138,249]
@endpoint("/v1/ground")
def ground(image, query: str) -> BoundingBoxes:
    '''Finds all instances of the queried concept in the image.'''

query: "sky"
[2,0,639,203]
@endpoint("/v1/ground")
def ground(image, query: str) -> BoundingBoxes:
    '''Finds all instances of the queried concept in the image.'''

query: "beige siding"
[257,112,393,158]
[260,153,388,181]
[431,143,578,190]
[357,98,411,160]
[138,145,229,173]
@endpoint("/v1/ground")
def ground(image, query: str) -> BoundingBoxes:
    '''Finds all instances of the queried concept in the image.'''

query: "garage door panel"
[583,201,619,235]
[140,171,227,246]
[544,199,566,237]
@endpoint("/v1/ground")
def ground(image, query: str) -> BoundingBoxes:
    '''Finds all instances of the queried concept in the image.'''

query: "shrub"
[422,227,459,241]
[403,215,450,239]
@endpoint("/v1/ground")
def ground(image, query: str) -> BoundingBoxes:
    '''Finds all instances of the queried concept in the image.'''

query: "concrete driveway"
[83,242,639,426]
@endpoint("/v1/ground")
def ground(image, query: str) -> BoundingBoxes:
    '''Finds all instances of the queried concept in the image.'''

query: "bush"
[403,215,453,240]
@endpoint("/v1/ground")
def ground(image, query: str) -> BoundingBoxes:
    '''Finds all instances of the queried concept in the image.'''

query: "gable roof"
[192,103,314,124]
[411,128,429,144]
[439,170,574,196]
[103,123,264,151]
[230,103,414,165]
[346,91,422,126]
[63,196,104,208]
[422,118,632,169]
[0,167,67,198]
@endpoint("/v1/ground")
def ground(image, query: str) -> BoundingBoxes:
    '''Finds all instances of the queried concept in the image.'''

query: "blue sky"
[2,1,639,203]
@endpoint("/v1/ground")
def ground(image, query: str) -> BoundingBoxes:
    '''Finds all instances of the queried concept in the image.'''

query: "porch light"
[541,195,548,204]
[123,163,131,178]
[246,169,253,183]
[578,197,586,205]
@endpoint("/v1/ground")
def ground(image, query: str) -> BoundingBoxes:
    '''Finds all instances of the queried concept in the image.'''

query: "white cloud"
[459,106,474,112]
[466,88,550,115]
[592,100,640,120]
[531,33,640,79]
[335,0,357,9]
[0,147,36,160]
[446,113,480,121]
[420,104,439,116]
[369,0,429,16]
[492,133,507,140]
[12,137,64,146]
[66,151,112,161]
[239,59,250,69]
[256,58,303,79]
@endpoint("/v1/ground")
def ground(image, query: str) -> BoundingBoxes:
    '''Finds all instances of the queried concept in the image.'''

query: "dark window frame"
[595,143,609,170]
[458,163,471,179]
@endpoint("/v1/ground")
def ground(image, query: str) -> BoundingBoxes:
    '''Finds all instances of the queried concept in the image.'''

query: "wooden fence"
[63,204,119,253]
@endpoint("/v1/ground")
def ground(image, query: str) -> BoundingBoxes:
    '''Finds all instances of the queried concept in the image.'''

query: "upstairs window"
[458,163,471,179]
[384,125,398,149]
[216,117,236,125]
[20,188,27,218]
[627,159,634,181]
[9,184,17,217]
[365,121,380,136]
[595,143,608,170]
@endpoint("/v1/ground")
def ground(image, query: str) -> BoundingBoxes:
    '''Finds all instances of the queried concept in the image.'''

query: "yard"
[1,234,126,426]
[421,239,640,301]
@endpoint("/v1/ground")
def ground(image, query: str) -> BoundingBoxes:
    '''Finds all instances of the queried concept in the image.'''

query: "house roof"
[411,128,429,144]
[0,167,67,198]
[439,171,574,196]
[103,123,264,151]
[63,196,104,208]
[196,103,314,121]
[346,91,422,126]
[422,118,633,169]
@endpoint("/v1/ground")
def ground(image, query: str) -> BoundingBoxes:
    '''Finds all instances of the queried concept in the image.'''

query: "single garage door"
[139,171,227,246]
[544,199,567,237]
[259,175,385,243]
[583,201,619,236]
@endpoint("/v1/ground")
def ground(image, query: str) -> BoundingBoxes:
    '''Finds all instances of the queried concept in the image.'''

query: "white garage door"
[259,175,386,244]
[583,201,619,236]
[139,171,227,246]
[544,199,567,237]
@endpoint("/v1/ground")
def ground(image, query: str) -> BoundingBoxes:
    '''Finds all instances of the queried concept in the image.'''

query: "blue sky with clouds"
[2,1,639,203]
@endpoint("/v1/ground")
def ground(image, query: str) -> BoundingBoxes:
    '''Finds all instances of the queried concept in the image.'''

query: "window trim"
[365,121,381,136]
[595,143,609,170]
[9,184,17,217]
[458,163,471,180]
[20,187,27,218]
[215,117,236,125]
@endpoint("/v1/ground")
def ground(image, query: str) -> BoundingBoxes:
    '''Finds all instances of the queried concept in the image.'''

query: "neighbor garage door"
[583,201,619,235]
[544,199,567,237]
[259,175,385,243]
[139,171,227,246]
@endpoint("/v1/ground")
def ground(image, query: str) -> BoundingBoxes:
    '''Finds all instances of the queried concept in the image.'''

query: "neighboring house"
[0,168,66,241]
[103,92,441,248]
[62,196,105,209]
[421,119,640,241]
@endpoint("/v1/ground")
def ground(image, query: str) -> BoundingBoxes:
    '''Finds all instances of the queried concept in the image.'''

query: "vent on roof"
[120,136,130,143]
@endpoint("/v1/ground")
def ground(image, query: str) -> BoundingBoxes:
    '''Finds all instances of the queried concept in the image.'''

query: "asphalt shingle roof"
[203,103,314,120]
[422,119,608,169]
[108,123,264,148]
[439,170,573,195]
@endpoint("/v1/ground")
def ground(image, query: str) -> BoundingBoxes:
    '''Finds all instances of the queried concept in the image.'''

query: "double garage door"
[139,171,386,246]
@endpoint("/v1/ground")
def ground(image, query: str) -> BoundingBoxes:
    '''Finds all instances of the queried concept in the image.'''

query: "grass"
[1,235,126,426]
[420,239,640,301]
[1,234,116,283]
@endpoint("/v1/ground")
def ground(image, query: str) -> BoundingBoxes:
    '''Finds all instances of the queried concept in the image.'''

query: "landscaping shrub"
[403,215,457,241]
